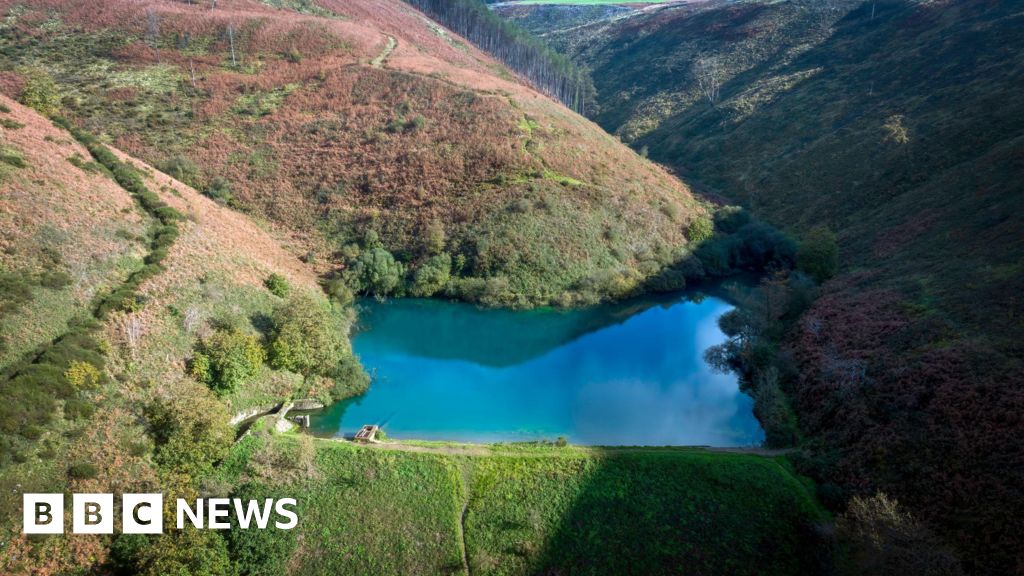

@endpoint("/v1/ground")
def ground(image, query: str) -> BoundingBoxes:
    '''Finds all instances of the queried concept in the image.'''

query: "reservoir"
[308,292,764,446]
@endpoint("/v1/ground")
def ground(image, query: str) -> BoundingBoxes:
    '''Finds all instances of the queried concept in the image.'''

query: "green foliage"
[263,273,291,298]
[323,277,354,306]
[0,146,27,168]
[409,253,451,297]
[227,484,297,575]
[64,360,101,390]
[19,68,60,115]
[144,387,233,478]
[0,270,35,315]
[192,328,266,395]
[423,220,446,255]
[224,438,826,576]
[686,216,714,244]
[157,155,200,187]
[68,461,99,479]
[136,528,235,576]
[267,292,348,378]
[203,176,234,205]
[797,225,839,283]
[347,247,406,298]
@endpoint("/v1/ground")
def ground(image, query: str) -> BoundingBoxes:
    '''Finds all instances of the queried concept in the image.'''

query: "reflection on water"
[309,294,764,446]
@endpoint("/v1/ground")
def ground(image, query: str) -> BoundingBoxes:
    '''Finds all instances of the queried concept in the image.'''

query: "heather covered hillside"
[521,0,1024,573]
[0,97,366,573]
[0,0,707,307]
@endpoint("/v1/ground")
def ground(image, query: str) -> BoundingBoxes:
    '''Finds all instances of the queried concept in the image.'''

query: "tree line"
[403,0,595,114]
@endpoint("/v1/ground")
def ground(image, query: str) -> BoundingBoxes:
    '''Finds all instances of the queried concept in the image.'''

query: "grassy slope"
[0,96,347,574]
[536,1,1024,572]
[223,434,827,576]
[0,0,706,305]
[0,99,146,370]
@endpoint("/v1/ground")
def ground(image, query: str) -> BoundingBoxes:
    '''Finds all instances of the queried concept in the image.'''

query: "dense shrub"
[323,277,354,306]
[410,253,451,297]
[0,271,34,315]
[267,292,347,377]
[686,216,714,244]
[346,247,405,298]
[144,388,232,478]
[264,273,291,298]
[68,462,98,479]
[157,155,200,187]
[191,328,266,395]
[227,484,297,575]
[836,493,963,576]
[713,205,752,234]
[135,528,234,576]
[797,225,839,283]
[19,68,60,115]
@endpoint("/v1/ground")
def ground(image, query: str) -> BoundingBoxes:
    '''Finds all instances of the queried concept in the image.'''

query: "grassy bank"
[219,434,828,576]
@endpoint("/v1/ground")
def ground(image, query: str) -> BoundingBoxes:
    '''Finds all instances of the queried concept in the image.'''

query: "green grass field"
[221,435,827,575]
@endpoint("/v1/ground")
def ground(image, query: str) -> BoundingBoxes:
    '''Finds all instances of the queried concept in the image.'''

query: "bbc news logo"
[23,494,297,534]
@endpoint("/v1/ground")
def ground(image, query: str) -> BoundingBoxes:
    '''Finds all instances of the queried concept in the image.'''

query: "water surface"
[309,293,763,446]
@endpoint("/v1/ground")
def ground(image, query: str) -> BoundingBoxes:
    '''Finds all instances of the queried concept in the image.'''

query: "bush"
[714,205,751,233]
[686,216,714,244]
[136,528,234,576]
[268,292,348,377]
[20,69,60,115]
[144,387,232,478]
[64,360,102,391]
[263,273,291,298]
[68,462,99,479]
[836,493,963,576]
[324,277,354,306]
[410,253,451,297]
[347,247,405,298]
[192,328,266,395]
[797,225,839,283]
[157,155,199,187]
[227,484,297,575]
[203,177,233,204]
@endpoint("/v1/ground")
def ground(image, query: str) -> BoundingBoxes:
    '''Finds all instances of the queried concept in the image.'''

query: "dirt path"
[371,34,396,68]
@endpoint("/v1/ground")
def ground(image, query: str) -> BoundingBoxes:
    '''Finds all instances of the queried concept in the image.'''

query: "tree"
[137,528,234,576]
[268,292,348,377]
[191,328,265,395]
[144,385,233,478]
[410,253,452,297]
[836,493,963,576]
[19,68,60,116]
[693,54,723,106]
[423,220,446,255]
[347,247,405,298]
[797,225,839,283]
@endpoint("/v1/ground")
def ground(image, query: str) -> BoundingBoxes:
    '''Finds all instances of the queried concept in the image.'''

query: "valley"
[0,0,1019,574]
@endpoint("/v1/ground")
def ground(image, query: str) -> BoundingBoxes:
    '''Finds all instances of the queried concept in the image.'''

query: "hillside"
[216,434,827,576]
[0,95,363,573]
[520,0,1024,573]
[0,102,830,576]
[0,0,708,307]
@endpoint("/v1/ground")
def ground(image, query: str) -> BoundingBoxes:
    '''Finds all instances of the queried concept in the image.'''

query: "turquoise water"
[308,294,764,446]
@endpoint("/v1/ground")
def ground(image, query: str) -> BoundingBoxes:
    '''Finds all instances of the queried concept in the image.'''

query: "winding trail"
[371,34,397,68]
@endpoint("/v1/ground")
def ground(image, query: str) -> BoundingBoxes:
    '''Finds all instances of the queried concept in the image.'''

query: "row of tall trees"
[403,0,595,114]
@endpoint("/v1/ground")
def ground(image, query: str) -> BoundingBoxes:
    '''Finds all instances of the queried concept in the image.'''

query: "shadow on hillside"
[464,448,831,576]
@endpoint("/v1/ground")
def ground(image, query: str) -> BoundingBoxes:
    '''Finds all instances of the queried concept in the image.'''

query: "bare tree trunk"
[227,24,237,68]
[189,59,197,88]
[693,54,723,107]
